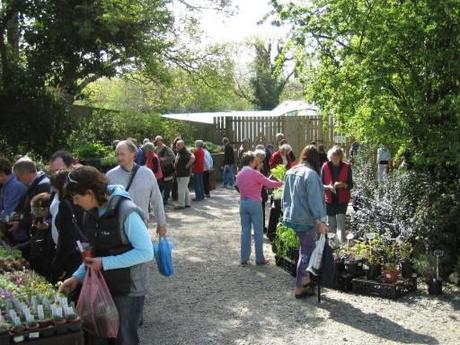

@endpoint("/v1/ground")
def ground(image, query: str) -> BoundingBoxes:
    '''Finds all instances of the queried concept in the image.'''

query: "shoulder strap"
[126,164,140,192]
[63,199,88,242]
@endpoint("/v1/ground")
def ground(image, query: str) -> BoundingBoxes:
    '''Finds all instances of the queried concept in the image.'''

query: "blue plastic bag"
[153,236,174,277]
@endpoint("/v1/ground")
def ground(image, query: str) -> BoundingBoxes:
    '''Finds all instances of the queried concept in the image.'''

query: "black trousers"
[171,177,178,201]
[203,171,210,196]
[267,198,282,242]
[158,179,172,205]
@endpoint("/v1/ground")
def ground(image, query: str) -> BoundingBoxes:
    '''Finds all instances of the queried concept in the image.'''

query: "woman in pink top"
[236,151,283,266]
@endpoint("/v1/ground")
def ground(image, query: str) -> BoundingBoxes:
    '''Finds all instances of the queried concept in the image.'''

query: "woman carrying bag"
[282,145,328,299]
[60,166,160,345]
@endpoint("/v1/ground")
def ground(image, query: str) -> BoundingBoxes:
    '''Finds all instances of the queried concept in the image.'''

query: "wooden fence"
[213,115,337,156]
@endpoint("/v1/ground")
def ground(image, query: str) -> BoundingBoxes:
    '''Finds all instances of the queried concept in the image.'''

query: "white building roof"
[162,101,319,124]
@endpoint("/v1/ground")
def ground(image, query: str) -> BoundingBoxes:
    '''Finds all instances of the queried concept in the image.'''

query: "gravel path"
[140,187,460,345]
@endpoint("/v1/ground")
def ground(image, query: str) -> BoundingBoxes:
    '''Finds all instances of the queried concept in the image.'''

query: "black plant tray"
[286,247,299,263]
[275,255,297,277]
[336,272,354,291]
[352,277,417,300]
[3,321,83,345]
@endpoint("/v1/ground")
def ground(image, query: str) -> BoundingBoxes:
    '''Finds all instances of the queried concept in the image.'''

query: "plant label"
[28,332,39,339]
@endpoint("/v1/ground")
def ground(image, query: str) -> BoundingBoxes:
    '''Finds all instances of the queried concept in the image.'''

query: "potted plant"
[0,320,11,341]
[25,321,40,332]
[11,323,26,344]
[383,243,400,284]
[0,322,10,345]
[413,253,443,295]
[52,315,68,335]
[398,241,414,279]
[66,311,81,332]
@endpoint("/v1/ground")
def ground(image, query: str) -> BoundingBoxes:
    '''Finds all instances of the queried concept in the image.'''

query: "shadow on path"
[318,296,439,344]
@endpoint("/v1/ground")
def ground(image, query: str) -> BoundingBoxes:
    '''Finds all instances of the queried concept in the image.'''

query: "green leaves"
[274,223,299,257]
[274,0,460,169]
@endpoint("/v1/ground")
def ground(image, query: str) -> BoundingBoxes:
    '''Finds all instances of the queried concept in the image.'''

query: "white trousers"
[176,176,191,207]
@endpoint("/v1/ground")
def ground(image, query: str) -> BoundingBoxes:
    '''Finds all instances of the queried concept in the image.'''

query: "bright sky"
[171,0,290,68]
[172,0,287,45]
[199,0,285,44]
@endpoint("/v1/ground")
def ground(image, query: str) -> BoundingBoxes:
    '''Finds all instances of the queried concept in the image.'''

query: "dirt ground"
[140,187,460,345]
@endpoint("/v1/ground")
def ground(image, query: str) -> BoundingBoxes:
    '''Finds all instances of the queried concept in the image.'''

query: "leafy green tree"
[236,40,294,110]
[273,0,460,168]
[0,0,173,102]
[82,45,252,113]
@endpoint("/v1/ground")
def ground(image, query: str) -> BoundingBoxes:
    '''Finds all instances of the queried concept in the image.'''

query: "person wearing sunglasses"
[60,166,155,345]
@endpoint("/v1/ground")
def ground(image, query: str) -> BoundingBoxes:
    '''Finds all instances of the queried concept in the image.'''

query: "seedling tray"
[275,255,297,277]
[2,321,83,345]
[352,277,417,299]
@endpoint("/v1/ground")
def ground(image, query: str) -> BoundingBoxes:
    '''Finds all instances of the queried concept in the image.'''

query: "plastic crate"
[343,259,365,278]
[286,247,299,263]
[275,255,297,277]
[352,278,417,299]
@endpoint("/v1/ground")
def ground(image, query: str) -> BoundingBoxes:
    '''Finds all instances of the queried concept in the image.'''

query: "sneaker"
[174,206,185,210]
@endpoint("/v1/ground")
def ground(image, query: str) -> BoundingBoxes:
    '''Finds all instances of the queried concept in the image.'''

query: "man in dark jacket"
[222,137,236,188]
[10,158,51,243]
[11,158,52,275]
[155,136,175,205]
[174,140,194,209]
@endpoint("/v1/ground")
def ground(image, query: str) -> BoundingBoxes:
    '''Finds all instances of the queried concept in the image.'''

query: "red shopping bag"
[76,268,119,338]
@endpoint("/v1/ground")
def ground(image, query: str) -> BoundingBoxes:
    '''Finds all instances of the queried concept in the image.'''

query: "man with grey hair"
[155,136,176,205]
[10,157,51,245]
[192,140,205,201]
[106,140,167,236]
[276,132,285,145]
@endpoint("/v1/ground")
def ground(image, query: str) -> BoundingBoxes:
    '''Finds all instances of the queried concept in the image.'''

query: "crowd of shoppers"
[0,132,366,338]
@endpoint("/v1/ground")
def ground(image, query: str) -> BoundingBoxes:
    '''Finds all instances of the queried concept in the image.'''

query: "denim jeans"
[296,229,317,288]
[328,213,346,243]
[193,173,205,200]
[240,198,264,263]
[223,164,235,187]
[113,295,145,345]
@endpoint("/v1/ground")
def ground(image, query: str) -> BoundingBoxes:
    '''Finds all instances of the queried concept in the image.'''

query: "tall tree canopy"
[0,0,173,101]
[273,0,460,167]
[236,40,294,110]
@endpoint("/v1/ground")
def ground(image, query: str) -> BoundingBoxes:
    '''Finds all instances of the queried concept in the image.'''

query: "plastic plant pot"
[427,278,443,295]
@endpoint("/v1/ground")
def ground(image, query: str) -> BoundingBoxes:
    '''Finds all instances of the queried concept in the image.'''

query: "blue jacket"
[73,185,153,295]
[135,147,145,165]
[282,164,327,229]
[0,175,27,214]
